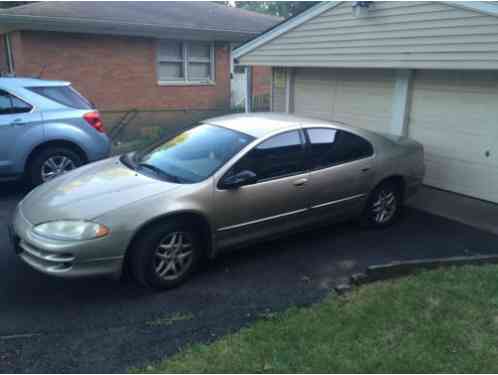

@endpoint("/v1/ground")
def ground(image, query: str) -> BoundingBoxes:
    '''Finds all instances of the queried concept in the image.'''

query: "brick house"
[0,2,279,131]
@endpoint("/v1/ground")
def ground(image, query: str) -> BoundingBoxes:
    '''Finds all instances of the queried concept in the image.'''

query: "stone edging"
[334,254,498,295]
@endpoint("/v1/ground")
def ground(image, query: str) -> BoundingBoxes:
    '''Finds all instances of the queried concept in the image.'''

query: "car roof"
[0,77,70,89]
[206,112,343,139]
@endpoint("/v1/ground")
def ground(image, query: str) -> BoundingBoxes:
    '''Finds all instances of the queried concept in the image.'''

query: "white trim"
[244,66,252,113]
[156,40,215,85]
[232,2,341,59]
[157,81,215,86]
[390,69,413,136]
[269,67,273,112]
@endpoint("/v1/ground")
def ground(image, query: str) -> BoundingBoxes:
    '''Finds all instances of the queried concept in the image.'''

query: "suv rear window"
[27,86,93,109]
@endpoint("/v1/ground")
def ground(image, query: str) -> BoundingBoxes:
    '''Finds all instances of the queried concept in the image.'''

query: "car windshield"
[134,124,254,184]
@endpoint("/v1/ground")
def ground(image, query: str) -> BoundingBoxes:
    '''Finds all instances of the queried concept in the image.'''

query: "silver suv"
[0,77,111,186]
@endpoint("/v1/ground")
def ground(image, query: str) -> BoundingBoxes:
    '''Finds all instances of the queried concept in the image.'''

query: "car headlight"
[32,220,110,241]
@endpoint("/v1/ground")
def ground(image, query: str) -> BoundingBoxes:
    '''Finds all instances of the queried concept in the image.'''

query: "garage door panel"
[294,84,333,120]
[333,112,391,133]
[409,70,498,203]
[410,124,490,165]
[293,68,394,134]
[411,93,498,134]
[424,157,498,203]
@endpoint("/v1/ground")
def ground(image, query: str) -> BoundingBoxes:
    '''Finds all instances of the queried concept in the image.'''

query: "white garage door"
[409,70,498,203]
[293,68,395,134]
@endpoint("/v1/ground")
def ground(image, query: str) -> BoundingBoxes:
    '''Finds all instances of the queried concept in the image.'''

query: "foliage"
[138,265,498,373]
[0,2,33,9]
[218,1,319,18]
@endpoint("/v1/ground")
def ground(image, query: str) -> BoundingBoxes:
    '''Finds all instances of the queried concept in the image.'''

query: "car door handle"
[293,178,308,187]
[10,118,24,125]
[361,168,370,172]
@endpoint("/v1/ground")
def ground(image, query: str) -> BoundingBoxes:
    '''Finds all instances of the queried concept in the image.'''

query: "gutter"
[0,14,267,42]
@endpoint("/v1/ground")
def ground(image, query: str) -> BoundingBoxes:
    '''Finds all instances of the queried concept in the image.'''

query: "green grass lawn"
[139,265,498,373]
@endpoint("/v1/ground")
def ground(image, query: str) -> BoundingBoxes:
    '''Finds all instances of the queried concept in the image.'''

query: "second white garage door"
[293,68,395,134]
[409,70,498,203]
[290,67,498,203]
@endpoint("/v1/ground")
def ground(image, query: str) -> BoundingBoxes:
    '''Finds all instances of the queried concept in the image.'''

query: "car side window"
[229,130,305,182]
[0,89,32,115]
[306,128,374,170]
[0,90,12,115]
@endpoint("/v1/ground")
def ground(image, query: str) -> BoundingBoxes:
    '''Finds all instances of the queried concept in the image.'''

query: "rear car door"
[214,130,310,249]
[0,89,42,176]
[304,127,375,222]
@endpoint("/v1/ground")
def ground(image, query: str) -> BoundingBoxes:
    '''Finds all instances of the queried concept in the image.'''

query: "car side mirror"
[221,170,257,189]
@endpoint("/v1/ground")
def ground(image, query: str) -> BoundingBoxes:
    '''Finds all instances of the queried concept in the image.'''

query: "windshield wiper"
[137,163,181,183]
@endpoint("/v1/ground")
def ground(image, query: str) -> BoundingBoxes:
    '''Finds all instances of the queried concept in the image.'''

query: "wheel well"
[25,140,88,170]
[378,175,406,202]
[124,212,213,270]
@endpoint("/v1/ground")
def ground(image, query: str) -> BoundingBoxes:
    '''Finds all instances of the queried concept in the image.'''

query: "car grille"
[19,240,75,273]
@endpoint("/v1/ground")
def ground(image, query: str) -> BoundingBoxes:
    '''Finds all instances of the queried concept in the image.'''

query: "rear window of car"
[27,86,93,109]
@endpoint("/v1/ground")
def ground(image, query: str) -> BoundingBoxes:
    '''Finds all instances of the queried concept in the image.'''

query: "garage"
[292,68,498,203]
[409,70,498,203]
[235,1,498,203]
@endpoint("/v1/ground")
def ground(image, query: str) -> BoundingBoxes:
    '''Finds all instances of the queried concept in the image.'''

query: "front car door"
[213,129,310,249]
[0,89,42,177]
[303,127,375,222]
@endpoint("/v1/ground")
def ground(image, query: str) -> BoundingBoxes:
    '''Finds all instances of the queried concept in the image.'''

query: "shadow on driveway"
[1,180,498,373]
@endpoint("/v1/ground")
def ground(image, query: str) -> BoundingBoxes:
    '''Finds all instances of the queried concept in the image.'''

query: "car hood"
[20,157,181,224]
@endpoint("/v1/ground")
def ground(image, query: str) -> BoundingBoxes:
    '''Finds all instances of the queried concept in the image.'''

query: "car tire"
[28,147,83,187]
[361,181,402,228]
[128,221,204,290]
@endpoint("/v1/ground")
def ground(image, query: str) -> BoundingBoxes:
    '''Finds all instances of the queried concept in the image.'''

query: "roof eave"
[0,15,262,42]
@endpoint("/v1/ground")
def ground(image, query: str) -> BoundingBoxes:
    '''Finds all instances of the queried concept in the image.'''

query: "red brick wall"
[15,31,231,111]
[251,66,271,97]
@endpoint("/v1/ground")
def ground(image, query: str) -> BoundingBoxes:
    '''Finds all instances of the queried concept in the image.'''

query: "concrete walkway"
[408,186,498,236]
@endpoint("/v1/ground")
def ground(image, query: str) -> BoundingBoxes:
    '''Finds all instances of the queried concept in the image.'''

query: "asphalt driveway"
[1,181,498,373]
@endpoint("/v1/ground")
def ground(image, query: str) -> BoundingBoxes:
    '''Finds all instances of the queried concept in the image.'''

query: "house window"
[157,40,215,85]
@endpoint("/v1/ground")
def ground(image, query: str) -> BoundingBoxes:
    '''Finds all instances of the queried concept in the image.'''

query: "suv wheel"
[29,147,82,186]
[362,181,401,228]
[129,221,203,290]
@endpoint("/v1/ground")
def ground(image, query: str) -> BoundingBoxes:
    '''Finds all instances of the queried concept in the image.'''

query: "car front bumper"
[11,205,124,279]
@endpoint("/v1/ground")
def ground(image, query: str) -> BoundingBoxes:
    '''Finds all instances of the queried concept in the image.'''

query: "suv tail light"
[83,111,105,133]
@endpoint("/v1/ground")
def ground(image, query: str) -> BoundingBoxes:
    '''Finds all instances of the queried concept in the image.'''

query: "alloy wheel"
[371,189,397,224]
[41,155,77,182]
[154,232,194,281]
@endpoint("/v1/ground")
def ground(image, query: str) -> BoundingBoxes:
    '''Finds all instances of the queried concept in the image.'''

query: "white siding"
[408,70,498,203]
[292,68,395,133]
[240,2,498,70]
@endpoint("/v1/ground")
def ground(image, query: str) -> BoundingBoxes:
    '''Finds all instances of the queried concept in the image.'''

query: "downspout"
[3,33,15,75]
